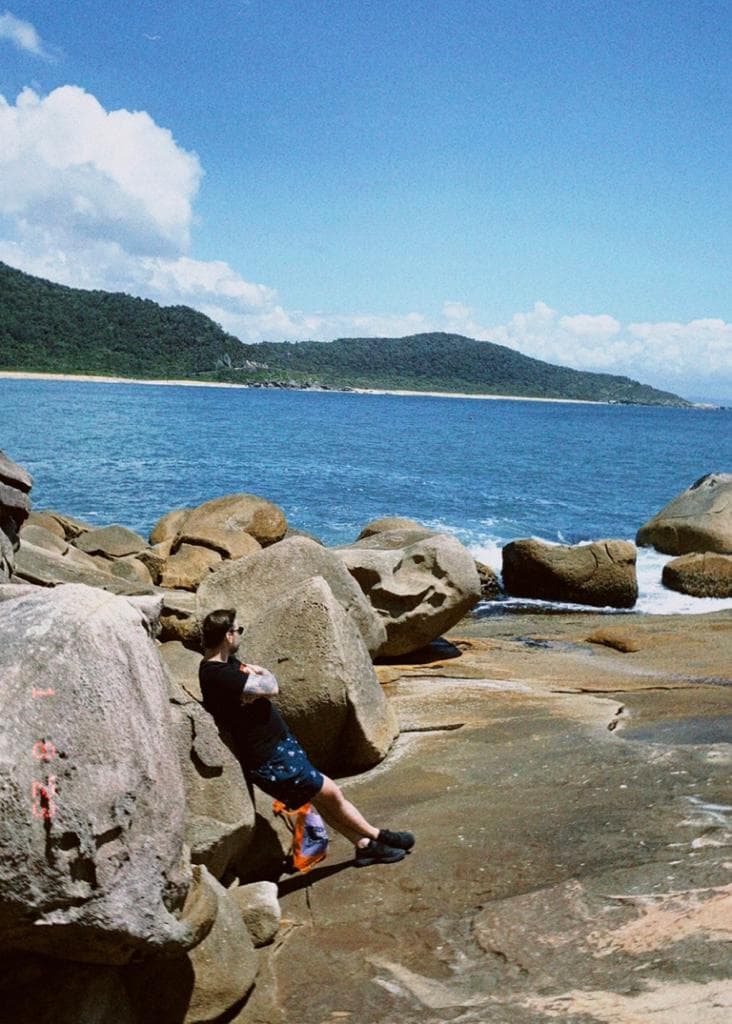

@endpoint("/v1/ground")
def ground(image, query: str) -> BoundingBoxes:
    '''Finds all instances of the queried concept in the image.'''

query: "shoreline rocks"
[637,472,732,555]
[502,538,638,608]
[0,449,32,581]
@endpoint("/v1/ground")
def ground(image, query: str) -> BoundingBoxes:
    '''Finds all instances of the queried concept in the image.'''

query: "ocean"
[2,378,730,615]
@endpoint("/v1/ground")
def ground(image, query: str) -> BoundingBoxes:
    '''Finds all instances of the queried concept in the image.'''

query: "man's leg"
[312,775,379,847]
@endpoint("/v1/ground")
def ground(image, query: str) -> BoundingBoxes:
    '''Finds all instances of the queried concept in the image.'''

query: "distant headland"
[0,260,690,406]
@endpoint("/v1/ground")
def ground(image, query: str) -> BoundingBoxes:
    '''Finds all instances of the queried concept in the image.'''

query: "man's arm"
[240,665,279,703]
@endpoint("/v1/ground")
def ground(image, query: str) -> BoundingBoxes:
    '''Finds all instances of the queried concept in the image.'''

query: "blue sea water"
[2,378,731,615]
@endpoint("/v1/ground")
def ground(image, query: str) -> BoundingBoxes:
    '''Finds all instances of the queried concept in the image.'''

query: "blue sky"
[0,1,730,400]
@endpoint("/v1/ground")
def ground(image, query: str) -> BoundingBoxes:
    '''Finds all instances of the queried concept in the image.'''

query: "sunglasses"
[228,626,244,635]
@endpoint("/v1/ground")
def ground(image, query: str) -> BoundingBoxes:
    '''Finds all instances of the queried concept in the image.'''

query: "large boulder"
[335,531,482,656]
[154,493,288,552]
[242,575,398,774]
[197,536,386,657]
[123,866,257,1024]
[502,538,638,608]
[33,509,94,540]
[13,538,154,596]
[0,584,193,964]
[159,589,202,648]
[159,542,222,591]
[0,450,32,581]
[149,507,191,546]
[637,473,732,555]
[161,642,256,881]
[74,524,150,559]
[662,552,732,598]
[230,881,281,947]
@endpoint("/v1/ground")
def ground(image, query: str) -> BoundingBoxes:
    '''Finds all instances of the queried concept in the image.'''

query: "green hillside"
[0,261,689,405]
[0,261,240,376]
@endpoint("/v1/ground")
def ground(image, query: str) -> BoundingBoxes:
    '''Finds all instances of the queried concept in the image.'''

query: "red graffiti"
[31,776,58,820]
[31,687,55,699]
[32,740,58,762]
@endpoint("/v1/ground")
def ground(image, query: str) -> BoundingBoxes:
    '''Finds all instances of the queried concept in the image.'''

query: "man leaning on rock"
[198,608,415,866]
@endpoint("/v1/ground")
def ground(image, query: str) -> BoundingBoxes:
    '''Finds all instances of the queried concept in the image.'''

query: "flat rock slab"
[245,610,732,1024]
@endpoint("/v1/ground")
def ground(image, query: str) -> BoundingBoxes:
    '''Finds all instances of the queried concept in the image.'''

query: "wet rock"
[335,530,482,656]
[230,880,281,947]
[662,552,732,598]
[475,559,501,599]
[637,472,732,554]
[197,535,386,657]
[502,538,638,608]
[242,575,398,773]
[0,583,193,964]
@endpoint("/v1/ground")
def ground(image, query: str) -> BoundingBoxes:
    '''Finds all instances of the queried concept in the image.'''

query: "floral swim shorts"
[248,734,324,810]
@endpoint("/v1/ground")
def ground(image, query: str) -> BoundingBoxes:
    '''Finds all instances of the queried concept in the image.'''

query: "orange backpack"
[272,800,329,873]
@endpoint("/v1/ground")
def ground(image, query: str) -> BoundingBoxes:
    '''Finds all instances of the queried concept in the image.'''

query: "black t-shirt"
[199,656,288,768]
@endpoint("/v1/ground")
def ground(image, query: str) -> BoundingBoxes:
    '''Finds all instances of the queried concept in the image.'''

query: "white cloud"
[0,12,50,58]
[0,83,727,398]
[0,86,201,252]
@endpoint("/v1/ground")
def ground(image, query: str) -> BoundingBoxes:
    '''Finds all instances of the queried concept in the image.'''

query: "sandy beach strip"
[0,370,607,405]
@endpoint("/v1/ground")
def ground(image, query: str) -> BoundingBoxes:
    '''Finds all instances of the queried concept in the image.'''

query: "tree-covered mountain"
[235,334,688,405]
[0,260,689,405]
[0,261,241,377]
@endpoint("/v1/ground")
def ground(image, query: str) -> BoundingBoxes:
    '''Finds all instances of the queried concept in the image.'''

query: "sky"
[0,1,730,402]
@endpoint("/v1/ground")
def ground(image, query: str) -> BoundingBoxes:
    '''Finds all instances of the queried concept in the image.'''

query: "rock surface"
[335,530,482,656]
[0,583,193,964]
[123,866,257,1024]
[357,516,430,539]
[164,651,256,880]
[167,493,288,550]
[75,524,150,558]
[13,538,154,595]
[246,608,732,1024]
[230,880,281,947]
[159,542,222,590]
[637,472,732,554]
[502,537,638,608]
[241,575,399,773]
[662,551,732,598]
[197,535,386,657]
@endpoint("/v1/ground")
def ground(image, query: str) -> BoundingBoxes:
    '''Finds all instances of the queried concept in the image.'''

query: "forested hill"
[0,260,242,377]
[0,261,688,405]
[241,335,687,405]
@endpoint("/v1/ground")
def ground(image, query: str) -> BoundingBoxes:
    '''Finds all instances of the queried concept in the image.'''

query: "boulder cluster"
[638,472,732,598]
[0,451,483,1022]
[1,449,729,1022]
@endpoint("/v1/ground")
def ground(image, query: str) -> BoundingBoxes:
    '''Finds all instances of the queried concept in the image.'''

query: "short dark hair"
[201,608,237,649]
